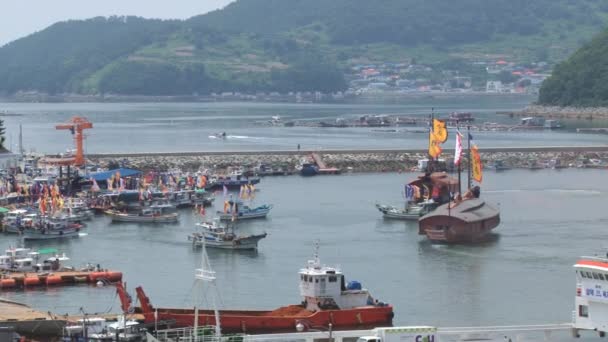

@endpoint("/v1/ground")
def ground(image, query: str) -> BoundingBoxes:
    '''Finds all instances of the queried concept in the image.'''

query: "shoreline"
[86,146,608,173]
[501,105,608,119]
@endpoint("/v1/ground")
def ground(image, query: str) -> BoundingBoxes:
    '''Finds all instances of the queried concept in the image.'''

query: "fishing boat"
[375,200,436,220]
[188,220,267,250]
[205,175,261,191]
[217,200,272,221]
[191,189,215,207]
[117,244,393,334]
[106,203,179,223]
[209,132,227,139]
[0,247,70,272]
[299,163,319,176]
[22,217,83,240]
[64,198,94,221]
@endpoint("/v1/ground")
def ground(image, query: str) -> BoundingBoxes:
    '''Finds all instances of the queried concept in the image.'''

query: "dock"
[0,270,122,290]
[311,153,341,175]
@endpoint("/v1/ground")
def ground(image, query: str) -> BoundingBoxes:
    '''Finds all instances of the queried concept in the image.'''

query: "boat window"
[308,277,313,283]
[328,276,337,282]
[321,278,326,282]
[600,273,606,281]
[586,272,593,279]
[593,273,600,280]
[580,272,586,278]
[315,278,319,283]
[579,305,589,317]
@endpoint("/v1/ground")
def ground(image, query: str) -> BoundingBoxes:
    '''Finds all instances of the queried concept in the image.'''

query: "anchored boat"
[217,200,272,221]
[188,220,267,250]
[106,202,178,223]
[118,246,393,334]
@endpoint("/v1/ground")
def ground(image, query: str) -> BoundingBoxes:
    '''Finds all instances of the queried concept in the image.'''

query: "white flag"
[454,131,463,166]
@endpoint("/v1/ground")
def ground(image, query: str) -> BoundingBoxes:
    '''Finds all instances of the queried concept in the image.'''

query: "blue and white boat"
[217,200,272,221]
[299,163,319,176]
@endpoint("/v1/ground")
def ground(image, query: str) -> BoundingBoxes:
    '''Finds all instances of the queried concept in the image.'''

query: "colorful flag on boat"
[432,118,448,143]
[471,144,483,183]
[454,131,463,166]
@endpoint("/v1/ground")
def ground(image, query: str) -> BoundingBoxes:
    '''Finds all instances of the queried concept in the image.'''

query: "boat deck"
[0,299,52,321]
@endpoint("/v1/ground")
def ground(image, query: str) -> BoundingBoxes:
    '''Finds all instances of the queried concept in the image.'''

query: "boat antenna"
[194,238,222,339]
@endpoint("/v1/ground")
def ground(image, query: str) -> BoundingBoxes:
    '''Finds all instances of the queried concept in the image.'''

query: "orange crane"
[55,116,93,166]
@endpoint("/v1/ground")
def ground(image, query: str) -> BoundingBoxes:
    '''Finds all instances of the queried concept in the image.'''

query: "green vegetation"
[0,0,608,95]
[539,27,608,106]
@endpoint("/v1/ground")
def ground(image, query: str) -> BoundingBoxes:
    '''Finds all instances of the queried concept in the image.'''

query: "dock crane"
[55,116,93,166]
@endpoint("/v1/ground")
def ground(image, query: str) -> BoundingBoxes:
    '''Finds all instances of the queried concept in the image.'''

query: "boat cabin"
[299,255,380,312]
[573,256,608,337]
[520,116,545,127]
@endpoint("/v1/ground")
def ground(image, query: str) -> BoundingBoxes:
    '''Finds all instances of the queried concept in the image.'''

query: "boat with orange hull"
[118,251,393,334]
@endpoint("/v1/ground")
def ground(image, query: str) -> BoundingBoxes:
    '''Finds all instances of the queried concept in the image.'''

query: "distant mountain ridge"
[1,0,608,96]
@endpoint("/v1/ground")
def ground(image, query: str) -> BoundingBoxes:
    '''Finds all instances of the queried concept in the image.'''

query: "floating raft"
[0,298,67,336]
[0,270,122,290]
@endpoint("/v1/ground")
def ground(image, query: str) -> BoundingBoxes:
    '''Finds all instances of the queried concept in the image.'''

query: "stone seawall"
[87,147,608,173]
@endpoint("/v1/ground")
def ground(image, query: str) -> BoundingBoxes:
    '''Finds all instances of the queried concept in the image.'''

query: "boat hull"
[418,199,500,244]
[107,211,179,223]
[134,285,393,333]
[23,229,80,240]
[190,233,267,250]
[143,306,393,333]
[217,210,270,221]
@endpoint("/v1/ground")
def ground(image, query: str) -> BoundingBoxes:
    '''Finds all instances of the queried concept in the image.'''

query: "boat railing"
[578,256,608,263]
[152,326,224,342]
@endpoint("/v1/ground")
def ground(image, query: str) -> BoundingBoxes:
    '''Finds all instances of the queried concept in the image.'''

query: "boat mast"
[457,121,462,195]
[466,125,472,190]
[194,237,222,340]
[427,108,434,173]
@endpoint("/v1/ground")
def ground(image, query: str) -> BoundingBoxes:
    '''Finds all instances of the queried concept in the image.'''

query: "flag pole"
[457,121,462,195]
[467,125,471,190]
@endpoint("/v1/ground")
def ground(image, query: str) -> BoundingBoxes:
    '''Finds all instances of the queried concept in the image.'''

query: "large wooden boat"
[118,252,393,334]
[418,194,500,244]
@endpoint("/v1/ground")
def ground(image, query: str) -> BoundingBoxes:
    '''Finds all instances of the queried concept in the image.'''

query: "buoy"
[46,275,62,286]
[24,277,41,286]
[0,278,16,289]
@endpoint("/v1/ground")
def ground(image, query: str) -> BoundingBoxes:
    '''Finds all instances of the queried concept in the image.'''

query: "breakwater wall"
[502,105,608,119]
[87,146,608,173]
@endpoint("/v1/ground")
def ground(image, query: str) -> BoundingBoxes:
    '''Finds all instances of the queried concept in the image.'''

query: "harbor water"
[0,169,606,335]
[1,96,607,154]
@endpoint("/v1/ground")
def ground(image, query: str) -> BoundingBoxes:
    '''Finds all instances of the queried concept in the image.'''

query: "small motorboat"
[22,217,83,240]
[188,220,267,250]
[209,132,227,139]
[375,200,437,220]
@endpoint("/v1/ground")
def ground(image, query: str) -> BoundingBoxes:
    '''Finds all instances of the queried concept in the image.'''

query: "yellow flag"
[432,119,448,143]
[428,132,442,158]
[471,145,483,183]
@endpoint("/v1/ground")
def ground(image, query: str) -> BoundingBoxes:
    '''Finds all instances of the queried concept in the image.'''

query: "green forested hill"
[1,0,608,96]
[538,28,608,107]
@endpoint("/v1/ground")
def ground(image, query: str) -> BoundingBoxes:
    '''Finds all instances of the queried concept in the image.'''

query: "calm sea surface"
[0,96,606,154]
[0,169,606,341]
[0,98,607,340]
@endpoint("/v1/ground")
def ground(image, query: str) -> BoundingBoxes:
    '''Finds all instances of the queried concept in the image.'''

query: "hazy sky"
[0,0,235,46]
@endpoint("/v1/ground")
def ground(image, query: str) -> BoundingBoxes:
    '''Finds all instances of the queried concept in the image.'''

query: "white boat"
[64,198,94,221]
[375,200,437,220]
[0,247,70,272]
[188,220,267,250]
[107,203,178,223]
[573,254,608,338]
